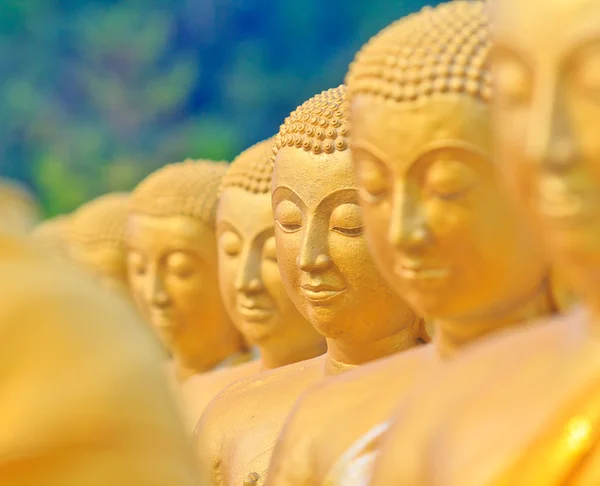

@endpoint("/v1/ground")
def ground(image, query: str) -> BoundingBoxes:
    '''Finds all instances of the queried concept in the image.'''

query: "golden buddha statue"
[181,139,326,429]
[194,85,426,486]
[369,0,600,484]
[0,231,198,485]
[266,3,567,485]
[30,214,70,258]
[0,177,41,234]
[66,193,130,294]
[127,160,248,383]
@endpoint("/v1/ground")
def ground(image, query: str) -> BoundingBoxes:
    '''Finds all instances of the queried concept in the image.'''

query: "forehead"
[351,94,491,170]
[217,189,273,235]
[493,0,600,52]
[127,214,216,259]
[272,147,355,201]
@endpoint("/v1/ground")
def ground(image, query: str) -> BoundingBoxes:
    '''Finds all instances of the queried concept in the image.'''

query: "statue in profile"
[66,192,130,294]
[127,160,249,383]
[181,138,326,429]
[195,86,426,486]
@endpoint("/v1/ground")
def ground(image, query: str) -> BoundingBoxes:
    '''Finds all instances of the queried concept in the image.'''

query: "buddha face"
[350,94,547,321]
[492,0,600,309]
[69,245,129,295]
[126,214,223,351]
[272,147,414,343]
[217,188,317,346]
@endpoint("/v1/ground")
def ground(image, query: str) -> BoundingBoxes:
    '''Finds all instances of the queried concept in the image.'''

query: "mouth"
[536,177,592,226]
[394,261,449,281]
[537,191,586,224]
[151,313,175,330]
[301,284,346,302]
[237,304,274,322]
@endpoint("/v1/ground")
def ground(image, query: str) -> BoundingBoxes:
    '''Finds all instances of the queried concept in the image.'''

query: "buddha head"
[491,0,600,312]
[0,177,41,235]
[271,86,424,345]
[66,193,130,294]
[127,160,244,372]
[31,215,70,258]
[345,1,549,322]
[218,139,325,357]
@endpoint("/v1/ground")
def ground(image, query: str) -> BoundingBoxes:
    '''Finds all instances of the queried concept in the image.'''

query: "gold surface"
[194,86,424,486]
[127,159,246,382]
[369,0,600,484]
[0,231,198,485]
[180,139,325,430]
[265,2,560,485]
[66,192,130,294]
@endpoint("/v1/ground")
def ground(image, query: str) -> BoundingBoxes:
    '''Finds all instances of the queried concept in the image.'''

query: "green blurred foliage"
[0,0,440,216]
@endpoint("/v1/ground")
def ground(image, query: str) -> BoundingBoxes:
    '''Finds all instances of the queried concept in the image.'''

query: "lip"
[237,305,274,322]
[394,262,449,280]
[536,182,591,226]
[301,284,346,302]
[150,311,175,329]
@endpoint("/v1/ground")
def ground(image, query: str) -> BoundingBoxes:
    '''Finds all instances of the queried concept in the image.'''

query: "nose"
[297,219,331,272]
[525,79,578,172]
[146,269,170,308]
[235,248,264,294]
[388,188,430,251]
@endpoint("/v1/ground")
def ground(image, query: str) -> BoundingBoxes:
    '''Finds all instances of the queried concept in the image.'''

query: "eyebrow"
[272,186,307,211]
[318,188,360,209]
[217,218,273,242]
[216,219,241,236]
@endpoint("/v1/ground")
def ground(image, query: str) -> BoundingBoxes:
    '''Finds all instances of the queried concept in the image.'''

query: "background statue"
[194,86,426,486]
[127,159,249,383]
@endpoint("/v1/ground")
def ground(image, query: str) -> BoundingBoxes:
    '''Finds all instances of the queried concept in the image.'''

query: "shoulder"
[298,345,432,420]
[196,355,324,435]
[181,361,261,428]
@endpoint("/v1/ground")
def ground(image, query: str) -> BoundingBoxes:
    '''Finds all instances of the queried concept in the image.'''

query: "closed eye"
[331,226,363,237]
[276,221,302,233]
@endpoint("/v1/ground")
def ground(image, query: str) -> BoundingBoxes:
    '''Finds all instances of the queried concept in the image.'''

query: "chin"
[241,322,275,345]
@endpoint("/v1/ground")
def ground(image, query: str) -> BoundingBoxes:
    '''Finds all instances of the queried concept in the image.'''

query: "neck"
[172,316,245,382]
[324,318,423,375]
[434,277,555,360]
[258,336,327,371]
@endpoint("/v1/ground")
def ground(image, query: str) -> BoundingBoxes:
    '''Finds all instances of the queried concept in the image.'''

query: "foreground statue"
[0,177,41,234]
[194,86,426,486]
[181,139,326,428]
[266,3,564,485]
[370,0,600,484]
[0,232,198,485]
[66,193,130,294]
[127,160,248,382]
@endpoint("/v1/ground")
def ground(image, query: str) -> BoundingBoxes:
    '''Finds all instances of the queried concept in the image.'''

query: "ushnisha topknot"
[271,85,350,161]
[346,0,490,104]
[67,193,129,250]
[130,159,228,230]
[220,138,275,195]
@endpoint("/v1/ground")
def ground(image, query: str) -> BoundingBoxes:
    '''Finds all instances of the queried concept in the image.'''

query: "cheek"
[425,200,470,241]
[362,204,394,265]
[165,276,205,303]
[572,100,600,180]
[218,258,238,303]
[274,230,301,287]
[261,260,288,309]
[328,233,376,281]
[128,275,146,300]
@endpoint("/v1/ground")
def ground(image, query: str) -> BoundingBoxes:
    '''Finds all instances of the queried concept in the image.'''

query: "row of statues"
[2,0,600,483]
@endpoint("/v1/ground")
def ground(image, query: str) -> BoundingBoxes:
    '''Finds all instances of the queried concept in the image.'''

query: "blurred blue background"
[0,0,441,216]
